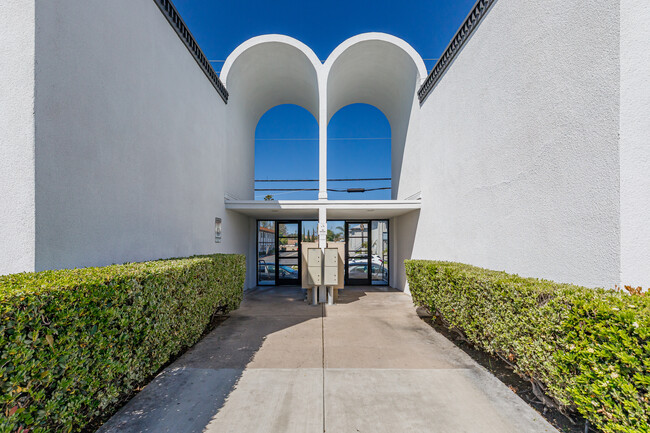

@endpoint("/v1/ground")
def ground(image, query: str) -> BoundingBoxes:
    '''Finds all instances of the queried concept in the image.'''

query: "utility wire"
[255,137,390,141]
[255,187,391,193]
[329,187,391,192]
[256,188,319,192]
[256,178,390,183]
[254,189,312,199]
[209,58,439,62]
[210,58,439,74]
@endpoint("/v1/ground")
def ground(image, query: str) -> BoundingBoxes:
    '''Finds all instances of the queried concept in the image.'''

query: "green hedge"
[405,260,649,433]
[0,254,245,433]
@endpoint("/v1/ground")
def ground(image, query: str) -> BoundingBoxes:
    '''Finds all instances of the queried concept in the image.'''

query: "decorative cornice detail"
[153,0,229,103]
[418,0,497,104]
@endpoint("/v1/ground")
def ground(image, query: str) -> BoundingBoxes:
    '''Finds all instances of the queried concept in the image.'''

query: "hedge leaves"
[1,254,245,432]
[405,260,649,433]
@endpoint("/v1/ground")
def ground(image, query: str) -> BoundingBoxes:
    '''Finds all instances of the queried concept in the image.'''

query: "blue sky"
[173,0,476,199]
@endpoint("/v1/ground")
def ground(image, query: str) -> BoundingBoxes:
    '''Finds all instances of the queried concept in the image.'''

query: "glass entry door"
[257,219,388,287]
[345,221,370,285]
[276,222,300,285]
[370,220,389,285]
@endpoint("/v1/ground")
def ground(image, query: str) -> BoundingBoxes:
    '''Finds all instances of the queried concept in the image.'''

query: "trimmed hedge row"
[405,260,649,433]
[1,254,245,433]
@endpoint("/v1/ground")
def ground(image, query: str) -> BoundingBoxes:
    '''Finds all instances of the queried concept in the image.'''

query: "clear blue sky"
[173,0,476,200]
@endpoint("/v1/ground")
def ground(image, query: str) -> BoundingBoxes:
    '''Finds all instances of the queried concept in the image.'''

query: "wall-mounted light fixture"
[215,217,222,243]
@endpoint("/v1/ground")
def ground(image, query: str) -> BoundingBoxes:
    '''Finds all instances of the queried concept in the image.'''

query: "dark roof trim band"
[153,0,229,103]
[418,0,497,104]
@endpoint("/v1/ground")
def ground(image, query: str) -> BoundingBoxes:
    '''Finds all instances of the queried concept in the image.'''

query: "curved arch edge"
[221,34,323,86]
[324,32,427,84]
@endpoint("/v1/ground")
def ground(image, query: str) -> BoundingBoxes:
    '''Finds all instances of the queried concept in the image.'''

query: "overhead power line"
[255,187,391,193]
[256,188,319,191]
[256,178,390,183]
[333,187,391,193]
[209,58,439,62]
[255,137,390,141]
[331,187,391,193]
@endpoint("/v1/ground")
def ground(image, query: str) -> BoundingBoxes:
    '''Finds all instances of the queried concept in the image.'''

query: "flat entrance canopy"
[226,199,421,288]
[224,199,421,220]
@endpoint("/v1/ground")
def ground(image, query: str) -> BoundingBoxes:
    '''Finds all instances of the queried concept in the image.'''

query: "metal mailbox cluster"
[307,248,339,304]
[307,248,338,286]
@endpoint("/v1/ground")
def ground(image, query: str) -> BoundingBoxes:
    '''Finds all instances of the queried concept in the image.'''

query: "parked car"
[278,265,299,279]
[258,261,298,282]
[348,262,388,283]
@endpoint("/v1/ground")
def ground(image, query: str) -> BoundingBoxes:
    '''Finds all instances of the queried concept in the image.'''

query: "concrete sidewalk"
[99,286,558,433]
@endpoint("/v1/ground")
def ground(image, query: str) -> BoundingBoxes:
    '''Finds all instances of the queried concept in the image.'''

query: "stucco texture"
[2,0,648,292]
[33,0,250,274]
[620,0,650,287]
[0,0,36,275]
[404,0,621,288]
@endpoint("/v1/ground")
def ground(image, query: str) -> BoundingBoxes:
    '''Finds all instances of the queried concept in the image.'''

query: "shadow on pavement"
[98,286,322,433]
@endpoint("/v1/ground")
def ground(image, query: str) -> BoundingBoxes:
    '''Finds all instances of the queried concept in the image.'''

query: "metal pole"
[318,206,327,304]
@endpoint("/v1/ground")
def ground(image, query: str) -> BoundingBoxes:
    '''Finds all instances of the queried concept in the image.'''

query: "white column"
[318,206,327,303]
[318,78,328,200]
[318,206,327,249]
[317,71,328,303]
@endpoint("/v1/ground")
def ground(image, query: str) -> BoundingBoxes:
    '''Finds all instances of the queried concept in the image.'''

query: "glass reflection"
[371,220,389,285]
[257,221,276,285]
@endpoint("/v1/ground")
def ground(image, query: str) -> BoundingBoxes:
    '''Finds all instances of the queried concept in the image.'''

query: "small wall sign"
[215,217,222,243]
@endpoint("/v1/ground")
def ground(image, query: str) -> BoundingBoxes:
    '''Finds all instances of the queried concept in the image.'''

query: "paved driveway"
[99,286,558,433]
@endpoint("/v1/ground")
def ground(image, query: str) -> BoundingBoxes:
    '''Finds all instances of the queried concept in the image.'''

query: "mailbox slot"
[307,248,321,267]
[323,248,339,286]
[307,248,322,286]
[324,267,338,286]
[324,248,338,267]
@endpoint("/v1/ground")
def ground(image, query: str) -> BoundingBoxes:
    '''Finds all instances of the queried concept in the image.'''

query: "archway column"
[318,79,329,301]
[316,205,328,304]
[318,79,328,201]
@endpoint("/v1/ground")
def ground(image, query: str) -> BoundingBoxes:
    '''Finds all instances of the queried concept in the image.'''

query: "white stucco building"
[1,0,649,291]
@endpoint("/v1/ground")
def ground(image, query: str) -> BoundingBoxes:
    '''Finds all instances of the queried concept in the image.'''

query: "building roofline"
[418,0,497,104]
[153,0,229,103]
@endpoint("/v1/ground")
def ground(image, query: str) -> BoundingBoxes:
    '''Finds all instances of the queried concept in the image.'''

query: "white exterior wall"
[31,0,250,274]
[0,1,36,275]
[401,0,621,288]
[620,0,650,288]
[3,0,647,291]
[392,211,419,292]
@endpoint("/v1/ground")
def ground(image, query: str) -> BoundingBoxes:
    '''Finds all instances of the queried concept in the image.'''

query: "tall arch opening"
[255,104,319,200]
[327,104,392,200]
[222,33,425,290]
[221,35,321,201]
[326,33,426,199]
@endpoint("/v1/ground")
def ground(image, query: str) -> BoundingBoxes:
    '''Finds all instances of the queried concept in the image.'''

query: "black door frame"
[256,219,389,287]
[344,219,390,286]
[276,220,302,285]
[345,220,371,286]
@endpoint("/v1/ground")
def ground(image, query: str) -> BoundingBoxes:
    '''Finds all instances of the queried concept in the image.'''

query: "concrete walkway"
[99,286,558,433]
